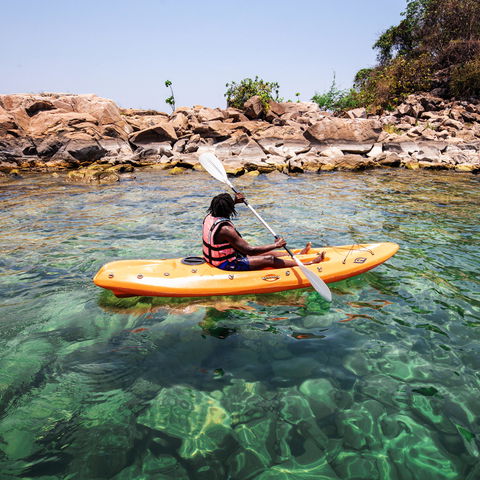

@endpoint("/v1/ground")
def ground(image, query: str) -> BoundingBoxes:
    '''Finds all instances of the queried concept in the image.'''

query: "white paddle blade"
[293,256,332,302]
[198,152,233,187]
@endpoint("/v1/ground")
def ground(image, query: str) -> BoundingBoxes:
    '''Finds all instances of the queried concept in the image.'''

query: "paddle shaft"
[230,186,296,259]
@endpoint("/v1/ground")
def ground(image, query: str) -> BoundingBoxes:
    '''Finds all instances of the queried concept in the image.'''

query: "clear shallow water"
[0,168,479,479]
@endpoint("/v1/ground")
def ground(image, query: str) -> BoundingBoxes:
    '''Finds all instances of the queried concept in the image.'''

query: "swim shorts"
[217,256,250,271]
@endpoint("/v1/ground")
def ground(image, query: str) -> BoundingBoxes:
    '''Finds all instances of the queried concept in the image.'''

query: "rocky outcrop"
[0,92,479,177]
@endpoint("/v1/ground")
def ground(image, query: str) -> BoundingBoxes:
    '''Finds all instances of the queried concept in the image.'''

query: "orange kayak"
[93,243,399,298]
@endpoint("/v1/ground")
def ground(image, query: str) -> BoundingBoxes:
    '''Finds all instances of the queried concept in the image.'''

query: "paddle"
[198,152,332,302]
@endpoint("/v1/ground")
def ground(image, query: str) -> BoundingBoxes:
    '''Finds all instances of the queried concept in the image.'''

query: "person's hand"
[234,192,246,204]
[274,237,287,249]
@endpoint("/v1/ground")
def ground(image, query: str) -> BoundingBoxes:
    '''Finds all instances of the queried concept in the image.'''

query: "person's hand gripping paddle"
[199,152,332,302]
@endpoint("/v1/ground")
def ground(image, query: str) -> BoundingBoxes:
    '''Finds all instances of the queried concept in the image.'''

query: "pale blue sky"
[1,0,406,111]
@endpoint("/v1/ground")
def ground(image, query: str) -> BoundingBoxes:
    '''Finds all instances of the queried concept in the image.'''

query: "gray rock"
[337,143,373,154]
[367,143,383,157]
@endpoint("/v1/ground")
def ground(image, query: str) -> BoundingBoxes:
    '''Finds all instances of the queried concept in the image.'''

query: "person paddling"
[203,192,325,271]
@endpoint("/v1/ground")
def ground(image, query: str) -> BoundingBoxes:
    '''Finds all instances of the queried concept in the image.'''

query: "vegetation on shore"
[222,1,479,114]
[313,0,480,112]
[224,76,282,112]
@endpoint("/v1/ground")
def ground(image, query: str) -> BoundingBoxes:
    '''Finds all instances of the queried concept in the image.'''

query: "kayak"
[93,242,399,298]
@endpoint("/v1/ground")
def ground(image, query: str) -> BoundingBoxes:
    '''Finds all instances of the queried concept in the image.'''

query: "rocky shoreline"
[0,92,479,183]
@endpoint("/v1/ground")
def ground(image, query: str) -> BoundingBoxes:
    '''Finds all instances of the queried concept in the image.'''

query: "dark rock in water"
[66,139,107,163]
[67,163,123,184]
[34,137,64,157]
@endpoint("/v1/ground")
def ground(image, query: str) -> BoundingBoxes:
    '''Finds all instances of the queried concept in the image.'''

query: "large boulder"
[254,125,310,158]
[129,122,177,146]
[65,138,107,163]
[28,112,99,136]
[0,93,133,139]
[305,117,382,144]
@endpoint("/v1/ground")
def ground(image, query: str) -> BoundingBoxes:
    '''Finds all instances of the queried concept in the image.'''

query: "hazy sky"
[1,0,406,111]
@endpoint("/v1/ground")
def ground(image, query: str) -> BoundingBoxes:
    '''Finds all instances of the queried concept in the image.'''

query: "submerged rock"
[137,385,231,459]
[66,162,134,183]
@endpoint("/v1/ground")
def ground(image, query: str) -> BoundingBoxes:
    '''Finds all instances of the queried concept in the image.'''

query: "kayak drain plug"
[137,274,143,279]
[108,273,114,278]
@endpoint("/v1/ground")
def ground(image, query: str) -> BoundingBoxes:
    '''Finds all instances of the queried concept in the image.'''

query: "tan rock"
[129,122,177,146]
[264,155,288,172]
[402,159,420,170]
[193,120,240,138]
[67,166,120,183]
[305,117,382,144]
[455,163,480,173]
[418,161,450,170]
[184,134,203,153]
[268,100,286,117]
[243,96,264,119]
[213,132,251,157]
[333,154,377,170]
[224,108,249,122]
[318,146,344,158]
[347,108,367,119]
[239,139,265,161]
[278,102,321,116]
[197,107,225,123]
[125,113,170,131]
[377,152,402,167]
[254,125,309,158]
[0,114,17,135]
[319,162,335,171]
[169,166,188,175]
[171,153,200,169]
[220,157,246,176]
[244,158,276,173]
[170,112,189,135]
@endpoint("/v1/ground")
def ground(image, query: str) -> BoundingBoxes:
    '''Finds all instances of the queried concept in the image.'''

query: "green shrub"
[224,76,282,111]
[355,54,434,111]
[354,0,480,109]
[450,55,480,97]
[311,75,362,112]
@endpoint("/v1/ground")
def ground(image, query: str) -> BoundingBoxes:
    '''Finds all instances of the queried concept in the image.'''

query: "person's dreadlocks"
[207,193,237,218]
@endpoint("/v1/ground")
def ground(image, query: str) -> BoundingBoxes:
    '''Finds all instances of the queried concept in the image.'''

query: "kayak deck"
[93,243,399,298]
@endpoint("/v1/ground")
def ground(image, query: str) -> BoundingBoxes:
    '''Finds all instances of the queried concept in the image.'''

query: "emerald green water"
[0,169,479,479]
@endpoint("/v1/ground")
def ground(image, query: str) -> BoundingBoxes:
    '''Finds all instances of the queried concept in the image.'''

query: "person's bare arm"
[216,225,286,256]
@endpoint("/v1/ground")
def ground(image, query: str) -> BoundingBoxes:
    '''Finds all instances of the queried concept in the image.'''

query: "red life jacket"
[202,214,239,266]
